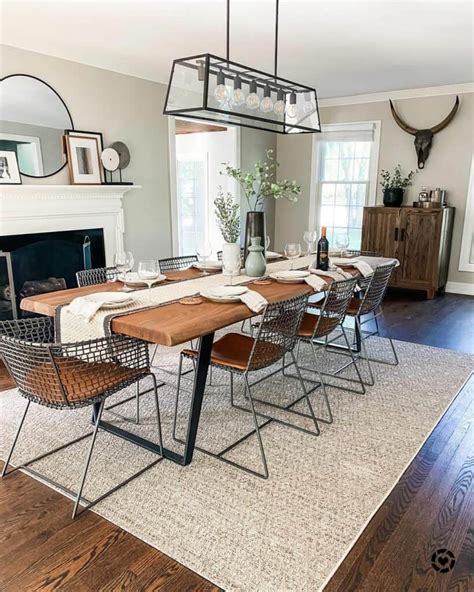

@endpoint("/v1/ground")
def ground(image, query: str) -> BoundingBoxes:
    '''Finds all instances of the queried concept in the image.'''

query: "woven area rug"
[1,329,473,592]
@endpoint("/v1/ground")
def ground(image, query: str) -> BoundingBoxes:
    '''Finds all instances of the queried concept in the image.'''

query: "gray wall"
[275,93,474,286]
[1,45,274,262]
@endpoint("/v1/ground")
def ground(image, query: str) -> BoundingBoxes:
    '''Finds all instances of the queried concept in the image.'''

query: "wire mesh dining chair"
[76,266,120,287]
[0,317,163,519]
[172,293,326,479]
[344,260,398,385]
[158,255,198,273]
[286,277,366,399]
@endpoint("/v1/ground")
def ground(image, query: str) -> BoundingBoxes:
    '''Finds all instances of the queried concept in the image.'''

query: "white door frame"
[458,153,474,272]
[168,118,241,256]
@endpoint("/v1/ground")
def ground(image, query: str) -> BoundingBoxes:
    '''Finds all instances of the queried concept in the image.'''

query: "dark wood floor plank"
[447,514,474,592]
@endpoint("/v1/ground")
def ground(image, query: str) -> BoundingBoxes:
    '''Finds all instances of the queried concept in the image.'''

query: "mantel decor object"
[0,151,21,185]
[101,141,133,185]
[163,0,321,134]
[64,135,102,185]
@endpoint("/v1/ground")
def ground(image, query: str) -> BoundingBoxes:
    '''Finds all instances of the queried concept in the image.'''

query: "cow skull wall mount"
[389,96,459,169]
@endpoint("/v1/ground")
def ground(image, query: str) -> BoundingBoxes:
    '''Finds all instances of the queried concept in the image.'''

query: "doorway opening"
[170,118,240,256]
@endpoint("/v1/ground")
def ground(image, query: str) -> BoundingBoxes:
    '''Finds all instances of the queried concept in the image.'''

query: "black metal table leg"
[91,333,214,467]
[182,332,214,465]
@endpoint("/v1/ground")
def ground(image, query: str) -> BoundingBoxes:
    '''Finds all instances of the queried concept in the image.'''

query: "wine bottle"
[317,227,329,271]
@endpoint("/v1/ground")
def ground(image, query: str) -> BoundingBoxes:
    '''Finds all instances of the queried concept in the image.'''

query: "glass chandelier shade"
[163,54,321,134]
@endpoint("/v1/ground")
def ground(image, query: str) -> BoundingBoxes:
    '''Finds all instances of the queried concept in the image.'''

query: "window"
[312,122,380,250]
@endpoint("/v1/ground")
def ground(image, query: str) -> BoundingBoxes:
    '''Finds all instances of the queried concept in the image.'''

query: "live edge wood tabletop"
[20,270,320,347]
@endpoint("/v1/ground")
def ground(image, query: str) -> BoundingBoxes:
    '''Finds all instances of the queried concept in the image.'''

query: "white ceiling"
[1,0,472,98]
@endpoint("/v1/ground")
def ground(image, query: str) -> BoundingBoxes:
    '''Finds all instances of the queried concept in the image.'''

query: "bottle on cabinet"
[317,227,329,271]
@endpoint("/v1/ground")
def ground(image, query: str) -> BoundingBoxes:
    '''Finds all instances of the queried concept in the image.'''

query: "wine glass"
[335,233,350,258]
[197,242,212,276]
[138,260,160,301]
[303,230,317,256]
[284,242,302,270]
[114,251,134,289]
[265,235,271,250]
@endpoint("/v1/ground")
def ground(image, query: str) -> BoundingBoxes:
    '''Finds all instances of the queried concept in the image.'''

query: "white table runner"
[56,255,395,343]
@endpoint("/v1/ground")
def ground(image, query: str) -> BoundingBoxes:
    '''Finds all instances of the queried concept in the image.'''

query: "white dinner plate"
[201,285,248,303]
[193,260,223,271]
[121,272,166,287]
[85,292,135,309]
[270,270,310,284]
[266,251,281,260]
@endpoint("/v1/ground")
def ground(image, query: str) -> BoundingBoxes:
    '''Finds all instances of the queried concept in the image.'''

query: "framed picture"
[0,150,22,184]
[65,129,105,182]
[64,134,102,184]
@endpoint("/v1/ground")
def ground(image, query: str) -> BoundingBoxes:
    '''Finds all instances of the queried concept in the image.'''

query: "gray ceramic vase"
[244,236,266,277]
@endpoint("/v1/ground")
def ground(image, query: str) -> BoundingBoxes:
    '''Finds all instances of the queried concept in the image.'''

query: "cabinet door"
[361,208,401,259]
[399,210,441,285]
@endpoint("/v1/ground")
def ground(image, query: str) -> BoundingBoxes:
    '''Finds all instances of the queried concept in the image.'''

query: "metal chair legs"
[3,375,164,520]
[1,400,31,478]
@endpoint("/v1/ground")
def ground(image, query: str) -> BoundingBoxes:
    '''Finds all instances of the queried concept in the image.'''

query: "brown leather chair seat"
[345,297,365,316]
[182,332,284,371]
[298,313,340,338]
[25,358,147,405]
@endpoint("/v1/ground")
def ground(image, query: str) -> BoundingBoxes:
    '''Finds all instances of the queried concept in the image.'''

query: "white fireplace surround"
[0,185,139,264]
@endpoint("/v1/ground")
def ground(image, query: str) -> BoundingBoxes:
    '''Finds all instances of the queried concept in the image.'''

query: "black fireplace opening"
[0,228,105,320]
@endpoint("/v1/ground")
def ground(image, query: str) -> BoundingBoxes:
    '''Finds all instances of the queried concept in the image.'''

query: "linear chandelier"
[163,0,321,134]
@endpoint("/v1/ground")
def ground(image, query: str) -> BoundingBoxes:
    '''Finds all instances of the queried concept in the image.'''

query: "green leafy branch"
[214,187,240,243]
[380,164,417,191]
[221,149,301,211]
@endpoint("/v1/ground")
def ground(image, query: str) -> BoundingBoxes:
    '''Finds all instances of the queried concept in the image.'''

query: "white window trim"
[309,120,381,232]
[458,153,474,273]
[168,118,241,256]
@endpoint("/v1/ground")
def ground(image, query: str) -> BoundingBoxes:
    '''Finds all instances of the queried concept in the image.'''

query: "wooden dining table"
[20,264,356,467]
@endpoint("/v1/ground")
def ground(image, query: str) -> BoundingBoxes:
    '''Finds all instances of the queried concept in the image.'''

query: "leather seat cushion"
[298,313,340,338]
[25,358,146,405]
[183,332,284,371]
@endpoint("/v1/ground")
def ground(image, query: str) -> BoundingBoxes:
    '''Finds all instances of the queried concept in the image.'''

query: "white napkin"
[240,290,267,313]
[305,274,327,291]
[67,296,104,321]
[309,267,348,282]
[353,260,374,278]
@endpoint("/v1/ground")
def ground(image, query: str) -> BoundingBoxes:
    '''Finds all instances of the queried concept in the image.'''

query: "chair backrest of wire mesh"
[158,255,198,273]
[314,277,358,338]
[358,261,397,315]
[248,293,308,372]
[0,318,149,408]
[346,250,383,258]
[76,266,119,287]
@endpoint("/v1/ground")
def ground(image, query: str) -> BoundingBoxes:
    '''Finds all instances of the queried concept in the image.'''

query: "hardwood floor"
[1,292,473,591]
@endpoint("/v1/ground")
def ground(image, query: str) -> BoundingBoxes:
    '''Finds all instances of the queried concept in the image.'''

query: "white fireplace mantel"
[0,184,140,264]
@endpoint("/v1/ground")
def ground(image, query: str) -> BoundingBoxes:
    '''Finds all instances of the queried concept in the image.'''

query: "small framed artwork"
[65,129,105,182]
[0,150,22,184]
[64,134,102,184]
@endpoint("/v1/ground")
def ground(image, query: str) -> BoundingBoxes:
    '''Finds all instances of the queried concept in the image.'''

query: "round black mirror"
[0,74,73,178]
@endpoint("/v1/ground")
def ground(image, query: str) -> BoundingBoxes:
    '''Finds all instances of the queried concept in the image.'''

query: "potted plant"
[221,149,301,261]
[380,164,416,207]
[214,188,241,280]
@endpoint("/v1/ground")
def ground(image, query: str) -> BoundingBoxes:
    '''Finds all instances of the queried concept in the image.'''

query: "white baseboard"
[445,281,474,296]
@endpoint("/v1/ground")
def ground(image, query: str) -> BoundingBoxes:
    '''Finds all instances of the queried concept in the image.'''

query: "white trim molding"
[0,184,139,265]
[458,154,474,273]
[319,82,474,108]
[446,281,474,296]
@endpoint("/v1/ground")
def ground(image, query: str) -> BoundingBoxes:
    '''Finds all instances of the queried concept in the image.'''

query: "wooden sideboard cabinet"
[361,206,455,299]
